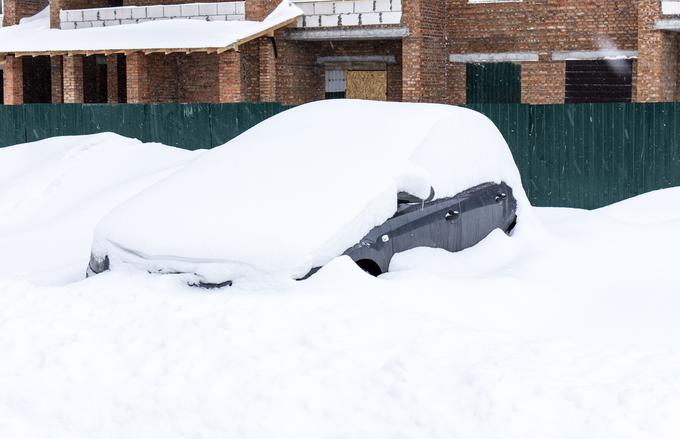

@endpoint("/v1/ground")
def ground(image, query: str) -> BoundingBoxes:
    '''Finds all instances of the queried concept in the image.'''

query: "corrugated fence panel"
[1,102,680,209]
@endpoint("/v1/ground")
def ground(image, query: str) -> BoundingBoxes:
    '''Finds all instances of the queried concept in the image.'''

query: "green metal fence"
[0,103,289,151]
[1,102,679,209]
[469,103,680,209]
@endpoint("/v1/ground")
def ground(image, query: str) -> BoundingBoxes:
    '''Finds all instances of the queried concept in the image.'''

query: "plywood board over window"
[346,70,387,101]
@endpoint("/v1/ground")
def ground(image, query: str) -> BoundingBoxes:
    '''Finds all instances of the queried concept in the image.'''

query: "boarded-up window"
[466,63,521,104]
[346,71,387,101]
[565,60,632,104]
[325,70,346,100]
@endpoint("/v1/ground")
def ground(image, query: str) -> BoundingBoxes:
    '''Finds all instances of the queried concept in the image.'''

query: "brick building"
[1,0,679,106]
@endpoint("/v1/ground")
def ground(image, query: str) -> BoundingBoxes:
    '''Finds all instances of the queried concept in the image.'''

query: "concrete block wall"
[59,1,245,29]
[293,0,402,28]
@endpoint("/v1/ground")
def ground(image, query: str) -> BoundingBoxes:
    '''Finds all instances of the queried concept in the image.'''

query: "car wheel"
[355,259,383,277]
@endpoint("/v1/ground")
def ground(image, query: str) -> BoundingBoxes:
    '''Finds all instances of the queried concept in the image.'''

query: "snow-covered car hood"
[91,100,529,284]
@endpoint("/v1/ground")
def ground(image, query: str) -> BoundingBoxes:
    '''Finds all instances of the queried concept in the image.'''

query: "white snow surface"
[1,132,680,438]
[0,2,302,53]
[93,100,531,284]
[0,134,199,285]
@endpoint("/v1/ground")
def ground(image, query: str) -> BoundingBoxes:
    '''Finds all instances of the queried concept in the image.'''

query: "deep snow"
[1,133,679,438]
[92,100,532,284]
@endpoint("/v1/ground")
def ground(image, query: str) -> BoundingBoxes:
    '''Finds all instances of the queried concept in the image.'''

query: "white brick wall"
[291,0,403,28]
[58,1,245,29]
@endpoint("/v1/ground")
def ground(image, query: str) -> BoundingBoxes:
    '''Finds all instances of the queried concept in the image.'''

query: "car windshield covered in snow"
[87,100,528,286]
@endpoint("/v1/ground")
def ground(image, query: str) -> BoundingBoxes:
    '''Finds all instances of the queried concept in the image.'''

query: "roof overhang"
[0,2,301,57]
[283,26,409,41]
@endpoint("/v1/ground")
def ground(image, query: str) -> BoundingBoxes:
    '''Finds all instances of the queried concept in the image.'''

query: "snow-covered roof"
[0,2,302,56]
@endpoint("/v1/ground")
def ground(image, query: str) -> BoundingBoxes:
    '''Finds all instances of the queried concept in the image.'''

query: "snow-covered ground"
[1,134,679,438]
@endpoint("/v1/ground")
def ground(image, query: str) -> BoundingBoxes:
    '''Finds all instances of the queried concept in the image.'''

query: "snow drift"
[92,100,530,284]
[0,134,199,284]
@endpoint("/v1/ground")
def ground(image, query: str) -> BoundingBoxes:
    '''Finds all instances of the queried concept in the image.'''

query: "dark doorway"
[565,60,633,104]
[0,69,4,105]
[84,55,108,103]
[23,56,52,103]
[116,54,127,103]
[466,63,521,104]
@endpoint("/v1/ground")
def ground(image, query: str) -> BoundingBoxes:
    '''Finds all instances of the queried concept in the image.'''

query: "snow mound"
[93,100,530,283]
[0,134,199,284]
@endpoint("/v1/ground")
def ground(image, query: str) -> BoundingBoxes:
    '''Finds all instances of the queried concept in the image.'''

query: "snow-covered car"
[87,100,526,286]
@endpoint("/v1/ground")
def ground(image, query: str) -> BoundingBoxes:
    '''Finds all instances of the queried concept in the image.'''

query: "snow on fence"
[292,0,402,28]
[59,2,245,29]
[2,102,680,209]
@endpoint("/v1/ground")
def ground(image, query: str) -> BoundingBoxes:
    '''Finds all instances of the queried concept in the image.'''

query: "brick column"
[246,0,278,21]
[259,38,277,102]
[51,56,64,104]
[636,0,680,102]
[446,63,466,105]
[106,55,120,104]
[3,55,24,105]
[126,52,150,103]
[521,60,566,104]
[218,51,244,103]
[401,0,447,103]
[63,55,84,103]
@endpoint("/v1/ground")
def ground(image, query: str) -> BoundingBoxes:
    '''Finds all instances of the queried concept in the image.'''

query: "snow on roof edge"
[0,1,303,56]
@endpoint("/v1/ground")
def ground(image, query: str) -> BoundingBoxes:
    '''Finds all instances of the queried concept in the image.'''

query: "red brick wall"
[636,0,680,102]
[246,0,277,21]
[3,56,23,105]
[274,39,403,105]
[3,0,48,26]
[126,52,150,103]
[402,0,448,103]
[63,55,84,103]
[179,53,220,103]
[446,63,466,105]
[448,0,638,54]
[521,60,566,104]
[447,0,639,104]
[51,56,63,103]
[218,51,244,102]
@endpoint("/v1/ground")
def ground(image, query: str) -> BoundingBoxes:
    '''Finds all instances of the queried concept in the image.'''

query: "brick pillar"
[126,52,150,103]
[447,63,466,105]
[3,56,24,105]
[218,51,244,103]
[636,0,680,102]
[259,38,277,102]
[63,55,84,103]
[246,0,278,21]
[521,60,566,104]
[401,0,447,103]
[51,56,64,103]
[50,0,62,28]
[107,55,120,104]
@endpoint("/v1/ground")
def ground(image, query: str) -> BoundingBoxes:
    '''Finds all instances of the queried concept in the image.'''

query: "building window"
[325,70,346,100]
[466,63,521,104]
[565,60,633,104]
